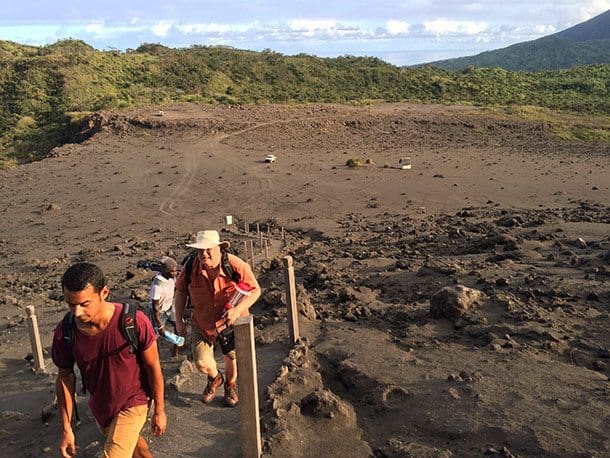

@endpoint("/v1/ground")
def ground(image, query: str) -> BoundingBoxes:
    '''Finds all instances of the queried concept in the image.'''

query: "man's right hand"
[59,429,78,457]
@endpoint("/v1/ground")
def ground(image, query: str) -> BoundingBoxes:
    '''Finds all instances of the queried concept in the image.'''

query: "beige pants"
[191,324,236,368]
[100,404,148,458]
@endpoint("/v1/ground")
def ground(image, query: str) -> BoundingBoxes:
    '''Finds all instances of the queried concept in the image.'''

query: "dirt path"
[0,102,608,457]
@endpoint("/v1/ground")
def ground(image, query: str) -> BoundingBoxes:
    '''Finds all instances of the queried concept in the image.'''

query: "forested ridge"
[1,39,609,165]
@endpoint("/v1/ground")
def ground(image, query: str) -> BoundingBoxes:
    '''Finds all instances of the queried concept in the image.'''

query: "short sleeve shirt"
[51,303,157,428]
[175,253,259,342]
[149,273,175,313]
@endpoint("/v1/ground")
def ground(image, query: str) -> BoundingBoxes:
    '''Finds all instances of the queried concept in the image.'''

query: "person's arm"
[56,368,78,457]
[225,258,261,325]
[141,341,167,437]
[174,289,187,336]
[151,299,164,333]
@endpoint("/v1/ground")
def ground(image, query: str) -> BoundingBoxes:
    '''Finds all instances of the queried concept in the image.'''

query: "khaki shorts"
[191,323,236,368]
[100,404,148,458]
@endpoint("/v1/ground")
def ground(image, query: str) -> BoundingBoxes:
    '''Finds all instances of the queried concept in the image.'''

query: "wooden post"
[234,315,261,458]
[282,256,300,345]
[243,240,248,259]
[264,240,269,259]
[281,227,285,241]
[259,231,263,253]
[256,223,260,237]
[26,306,46,372]
[245,222,249,234]
[248,240,255,269]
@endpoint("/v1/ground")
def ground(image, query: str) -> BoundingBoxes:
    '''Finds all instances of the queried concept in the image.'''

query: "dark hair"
[61,262,106,293]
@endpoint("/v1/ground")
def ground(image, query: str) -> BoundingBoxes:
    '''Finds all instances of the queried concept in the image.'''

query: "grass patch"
[485,105,610,143]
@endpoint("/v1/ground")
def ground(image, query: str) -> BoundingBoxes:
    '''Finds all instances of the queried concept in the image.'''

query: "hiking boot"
[224,381,239,407]
[201,372,224,403]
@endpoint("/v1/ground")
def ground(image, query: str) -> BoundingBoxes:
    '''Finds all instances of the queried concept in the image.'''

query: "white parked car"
[264,154,277,163]
[398,156,412,170]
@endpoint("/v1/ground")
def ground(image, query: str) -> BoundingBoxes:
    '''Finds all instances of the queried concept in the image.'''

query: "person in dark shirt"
[52,262,166,458]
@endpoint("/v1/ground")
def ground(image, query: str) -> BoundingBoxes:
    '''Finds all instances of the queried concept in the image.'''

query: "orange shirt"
[175,253,259,342]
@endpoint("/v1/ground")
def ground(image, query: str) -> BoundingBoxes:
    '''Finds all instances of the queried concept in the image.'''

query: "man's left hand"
[224,307,241,326]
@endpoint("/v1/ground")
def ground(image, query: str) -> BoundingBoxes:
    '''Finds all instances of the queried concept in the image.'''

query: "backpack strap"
[120,302,140,353]
[61,311,75,349]
[221,250,241,283]
[61,311,81,421]
[181,249,240,296]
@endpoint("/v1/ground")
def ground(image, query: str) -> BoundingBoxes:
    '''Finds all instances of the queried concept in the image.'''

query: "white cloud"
[575,0,610,21]
[151,20,173,37]
[288,19,337,32]
[534,24,556,34]
[81,21,147,38]
[85,22,105,34]
[177,22,257,34]
[386,20,410,35]
[424,19,488,36]
[4,1,606,66]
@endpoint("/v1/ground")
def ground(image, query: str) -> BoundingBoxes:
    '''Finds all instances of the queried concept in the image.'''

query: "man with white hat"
[175,230,260,407]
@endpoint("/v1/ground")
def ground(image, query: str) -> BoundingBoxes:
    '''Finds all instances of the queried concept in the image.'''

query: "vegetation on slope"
[425,37,610,72]
[1,40,609,166]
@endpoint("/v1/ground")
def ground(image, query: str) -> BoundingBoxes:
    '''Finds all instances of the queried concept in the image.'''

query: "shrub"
[346,158,363,167]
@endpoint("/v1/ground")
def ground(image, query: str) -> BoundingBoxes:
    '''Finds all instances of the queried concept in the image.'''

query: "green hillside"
[1,39,609,166]
[425,37,610,72]
[425,10,610,71]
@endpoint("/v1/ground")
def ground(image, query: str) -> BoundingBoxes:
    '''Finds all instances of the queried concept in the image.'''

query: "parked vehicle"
[265,154,277,163]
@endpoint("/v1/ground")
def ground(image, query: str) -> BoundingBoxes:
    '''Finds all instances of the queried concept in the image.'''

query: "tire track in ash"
[158,136,211,216]
[157,114,359,217]
[126,140,158,213]
[208,117,347,213]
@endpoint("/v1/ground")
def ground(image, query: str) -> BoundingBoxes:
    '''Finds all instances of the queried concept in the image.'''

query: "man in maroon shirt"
[52,262,166,458]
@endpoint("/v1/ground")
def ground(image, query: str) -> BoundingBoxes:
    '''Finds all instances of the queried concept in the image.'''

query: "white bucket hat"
[186,230,230,250]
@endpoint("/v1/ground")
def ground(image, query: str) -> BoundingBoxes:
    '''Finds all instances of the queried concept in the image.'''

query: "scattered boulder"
[296,284,317,320]
[167,360,196,392]
[496,215,524,227]
[300,389,349,419]
[41,398,57,422]
[574,237,587,249]
[429,285,484,321]
[48,290,64,301]
[387,439,453,457]
[0,410,29,425]
[130,288,148,302]
[41,203,61,213]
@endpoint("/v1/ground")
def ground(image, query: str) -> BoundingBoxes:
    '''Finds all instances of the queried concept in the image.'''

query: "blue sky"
[2,1,608,66]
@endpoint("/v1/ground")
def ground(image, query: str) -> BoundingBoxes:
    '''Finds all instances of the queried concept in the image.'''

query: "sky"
[1,1,609,66]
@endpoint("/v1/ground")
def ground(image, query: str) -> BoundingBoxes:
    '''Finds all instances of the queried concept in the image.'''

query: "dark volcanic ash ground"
[0,103,608,457]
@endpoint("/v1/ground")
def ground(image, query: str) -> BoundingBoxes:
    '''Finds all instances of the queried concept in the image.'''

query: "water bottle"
[227,282,253,308]
[215,282,252,334]
[163,329,185,347]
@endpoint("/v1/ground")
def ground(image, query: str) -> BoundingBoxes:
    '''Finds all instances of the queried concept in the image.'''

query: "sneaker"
[201,372,224,403]
[224,381,239,407]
